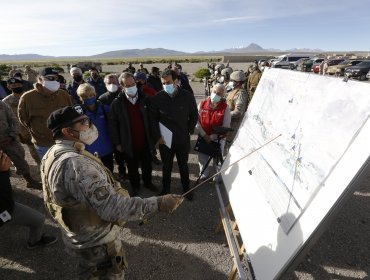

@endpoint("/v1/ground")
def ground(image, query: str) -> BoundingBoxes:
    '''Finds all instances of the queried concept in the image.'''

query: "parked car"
[366,70,370,80]
[344,60,370,80]
[311,63,321,73]
[70,61,103,73]
[272,54,311,68]
[301,58,324,72]
[290,58,311,70]
[327,58,345,67]
[326,60,363,76]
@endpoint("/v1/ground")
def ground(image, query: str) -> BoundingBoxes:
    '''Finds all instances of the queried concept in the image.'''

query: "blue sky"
[1,0,369,56]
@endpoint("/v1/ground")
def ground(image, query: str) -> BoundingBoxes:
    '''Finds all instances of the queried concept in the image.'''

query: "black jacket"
[150,88,198,147]
[147,75,162,92]
[109,91,154,158]
[98,90,120,106]
[0,171,14,226]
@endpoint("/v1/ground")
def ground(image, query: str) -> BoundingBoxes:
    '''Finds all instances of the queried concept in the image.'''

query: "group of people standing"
[0,60,262,278]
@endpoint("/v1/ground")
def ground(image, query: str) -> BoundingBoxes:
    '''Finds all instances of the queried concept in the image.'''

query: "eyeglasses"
[43,75,58,81]
[70,117,92,127]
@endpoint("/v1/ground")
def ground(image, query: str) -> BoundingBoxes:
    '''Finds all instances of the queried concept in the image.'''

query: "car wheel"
[360,73,366,81]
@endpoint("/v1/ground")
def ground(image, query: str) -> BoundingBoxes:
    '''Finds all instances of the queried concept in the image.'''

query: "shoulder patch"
[93,186,109,201]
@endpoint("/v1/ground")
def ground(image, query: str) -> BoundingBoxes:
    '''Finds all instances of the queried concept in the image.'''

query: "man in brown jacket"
[18,68,72,160]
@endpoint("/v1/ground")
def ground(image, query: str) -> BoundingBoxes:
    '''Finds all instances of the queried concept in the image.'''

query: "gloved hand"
[158,194,184,213]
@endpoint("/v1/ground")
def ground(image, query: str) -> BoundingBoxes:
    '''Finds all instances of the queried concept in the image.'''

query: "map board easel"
[221,68,370,279]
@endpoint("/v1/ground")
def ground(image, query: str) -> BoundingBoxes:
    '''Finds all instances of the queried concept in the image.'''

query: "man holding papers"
[150,69,198,200]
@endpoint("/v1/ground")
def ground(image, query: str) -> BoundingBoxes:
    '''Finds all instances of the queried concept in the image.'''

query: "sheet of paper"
[159,122,172,149]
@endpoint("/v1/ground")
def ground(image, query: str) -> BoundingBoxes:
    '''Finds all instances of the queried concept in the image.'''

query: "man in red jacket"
[196,84,231,181]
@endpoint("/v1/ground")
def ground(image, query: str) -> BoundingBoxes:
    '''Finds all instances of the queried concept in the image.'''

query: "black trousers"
[113,149,126,175]
[123,147,152,193]
[159,142,190,193]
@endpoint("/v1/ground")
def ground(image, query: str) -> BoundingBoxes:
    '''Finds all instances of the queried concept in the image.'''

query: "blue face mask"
[84,97,96,105]
[125,85,137,97]
[210,92,221,103]
[163,84,175,95]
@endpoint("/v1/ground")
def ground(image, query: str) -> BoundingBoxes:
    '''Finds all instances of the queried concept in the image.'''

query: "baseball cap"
[40,67,59,76]
[7,77,22,85]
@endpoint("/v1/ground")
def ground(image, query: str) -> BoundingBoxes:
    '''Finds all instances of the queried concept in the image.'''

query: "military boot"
[23,173,42,190]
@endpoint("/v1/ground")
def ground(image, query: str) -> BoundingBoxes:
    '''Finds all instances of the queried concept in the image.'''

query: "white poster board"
[221,68,370,280]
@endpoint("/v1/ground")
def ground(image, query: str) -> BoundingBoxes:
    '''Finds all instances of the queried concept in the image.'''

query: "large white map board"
[221,68,370,279]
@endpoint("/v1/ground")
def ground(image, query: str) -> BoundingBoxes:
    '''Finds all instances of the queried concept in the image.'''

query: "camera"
[212,126,233,135]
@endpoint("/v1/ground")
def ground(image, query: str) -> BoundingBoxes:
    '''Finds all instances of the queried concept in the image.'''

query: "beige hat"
[230,70,246,82]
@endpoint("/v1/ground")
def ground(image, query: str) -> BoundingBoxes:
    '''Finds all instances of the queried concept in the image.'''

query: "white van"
[272,54,312,69]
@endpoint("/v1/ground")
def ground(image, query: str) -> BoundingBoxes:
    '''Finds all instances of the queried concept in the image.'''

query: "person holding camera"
[196,84,231,181]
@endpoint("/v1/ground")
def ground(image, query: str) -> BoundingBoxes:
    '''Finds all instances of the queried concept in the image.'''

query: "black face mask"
[12,87,23,94]
[74,75,83,82]
[136,82,143,88]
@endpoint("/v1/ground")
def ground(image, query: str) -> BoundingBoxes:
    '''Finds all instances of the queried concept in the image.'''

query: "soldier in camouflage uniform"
[226,70,248,141]
[43,105,184,279]
[2,78,40,165]
[8,65,22,78]
[24,65,38,84]
[245,64,262,109]
[0,99,41,188]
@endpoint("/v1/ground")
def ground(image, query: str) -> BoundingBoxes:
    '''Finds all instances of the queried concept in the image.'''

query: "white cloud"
[0,0,367,55]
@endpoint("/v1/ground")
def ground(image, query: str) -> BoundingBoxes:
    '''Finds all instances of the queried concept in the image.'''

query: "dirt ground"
[0,64,369,279]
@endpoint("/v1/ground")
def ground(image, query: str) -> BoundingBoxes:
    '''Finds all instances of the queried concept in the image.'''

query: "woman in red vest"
[196,84,231,181]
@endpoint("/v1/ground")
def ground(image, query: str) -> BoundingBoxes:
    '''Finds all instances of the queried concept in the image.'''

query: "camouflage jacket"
[43,139,159,249]
[0,100,19,140]
[2,94,31,141]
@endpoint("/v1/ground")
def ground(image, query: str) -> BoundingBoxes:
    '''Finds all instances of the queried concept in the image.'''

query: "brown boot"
[23,173,42,190]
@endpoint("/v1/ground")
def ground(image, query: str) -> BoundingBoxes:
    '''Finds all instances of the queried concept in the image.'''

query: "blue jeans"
[34,145,51,161]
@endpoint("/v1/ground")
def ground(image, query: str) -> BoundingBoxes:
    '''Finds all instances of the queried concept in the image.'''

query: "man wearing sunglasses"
[42,105,184,279]
[18,67,72,161]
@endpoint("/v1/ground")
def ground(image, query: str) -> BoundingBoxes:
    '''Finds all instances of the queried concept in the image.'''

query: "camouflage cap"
[230,70,246,82]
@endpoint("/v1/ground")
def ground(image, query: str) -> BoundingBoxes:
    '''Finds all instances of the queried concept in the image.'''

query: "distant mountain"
[223,43,265,53]
[0,54,54,61]
[0,44,326,61]
[90,48,187,58]
[221,43,323,53]
[286,48,324,53]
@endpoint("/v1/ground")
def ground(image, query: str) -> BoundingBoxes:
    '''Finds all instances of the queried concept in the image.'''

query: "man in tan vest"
[246,64,262,108]
[43,105,183,279]
[226,70,247,141]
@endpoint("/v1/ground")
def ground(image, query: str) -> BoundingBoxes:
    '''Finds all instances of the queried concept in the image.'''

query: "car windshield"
[339,60,350,65]
[357,61,370,67]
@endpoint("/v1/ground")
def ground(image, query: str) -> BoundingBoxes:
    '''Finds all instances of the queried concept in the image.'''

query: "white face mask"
[79,125,99,145]
[43,80,60,92]
[106,84,118,93]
